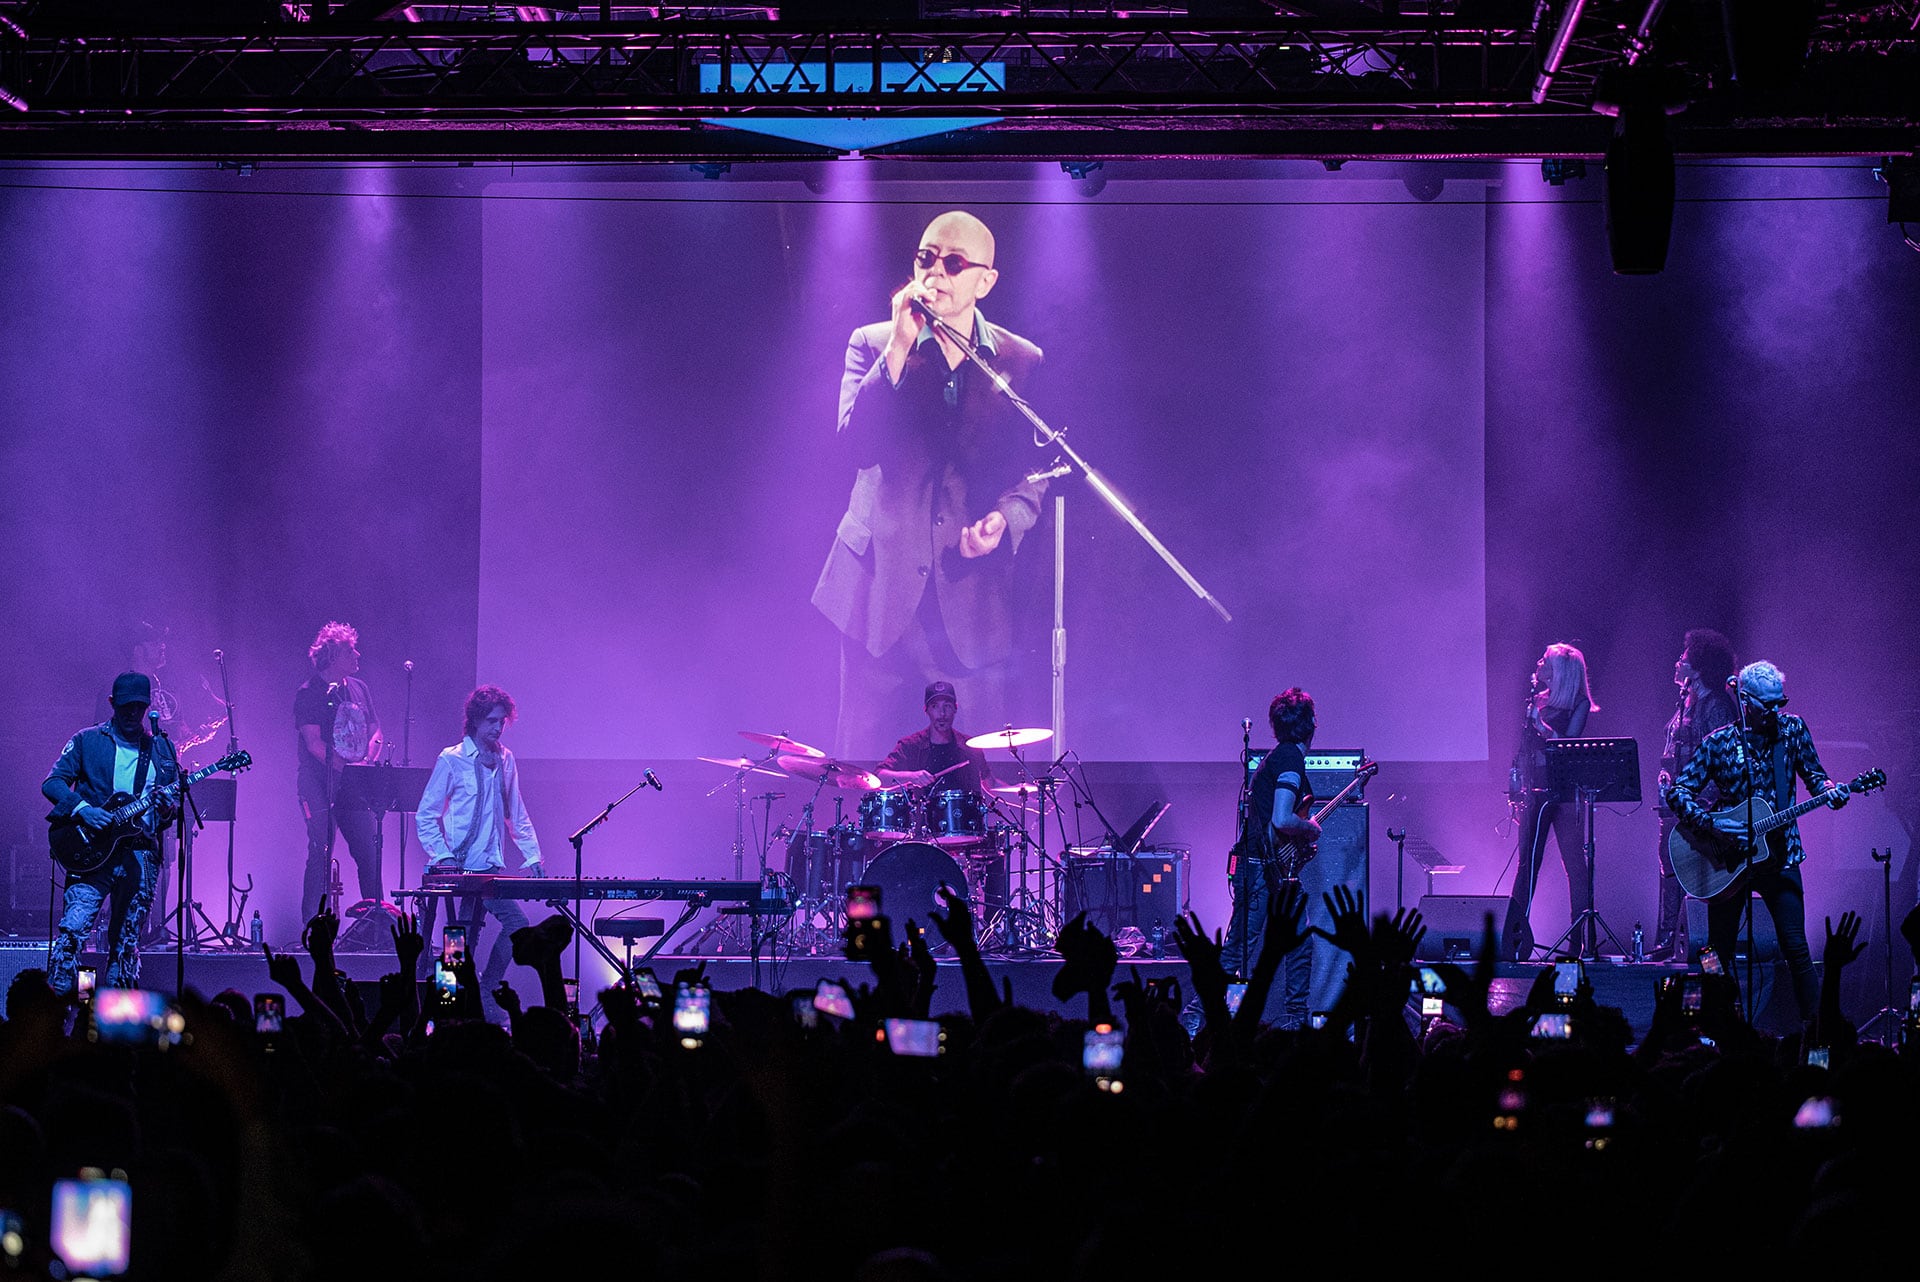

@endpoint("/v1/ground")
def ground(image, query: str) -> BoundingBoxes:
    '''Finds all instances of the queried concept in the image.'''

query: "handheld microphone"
[644,769,663,791]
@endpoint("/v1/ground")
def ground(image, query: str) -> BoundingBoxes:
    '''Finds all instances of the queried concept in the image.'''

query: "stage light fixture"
[1541,159,1587,186]
[1060,160,1106,197]
[1876,157,1920,224]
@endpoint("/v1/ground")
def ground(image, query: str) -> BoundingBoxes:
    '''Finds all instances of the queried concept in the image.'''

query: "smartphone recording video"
[51,1174,132,1279]
[253,993,284,1035]
[1224,981,1249,1015]
[561,978,580,1012]
[1681,974,1705,1014]
[75,967,96,1001]
[846,884,882,922]
[1420,994,1445,1018]
[632,967,663,1002]
[90,989,173,1047]
[441,925,467,968]
[885,1017,944,1057]
[1532,1011,1572,1039]
[1083,1024,1124,1079]
[1698,946,1723,976]
[672,980,711,1042]
[812,978,856,1021]
[1806,1045,1831,1069]
[433,961,460,1002]
[1553,960,1581,1006]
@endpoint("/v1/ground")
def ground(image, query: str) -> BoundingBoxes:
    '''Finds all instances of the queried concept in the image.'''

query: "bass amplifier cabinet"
[1064,848,1189,936]
[1415,895,1509,961]
[1243,747,1371,801]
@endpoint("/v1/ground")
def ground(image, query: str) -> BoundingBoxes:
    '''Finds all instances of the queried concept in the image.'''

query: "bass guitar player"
[1662,660,1853,1028]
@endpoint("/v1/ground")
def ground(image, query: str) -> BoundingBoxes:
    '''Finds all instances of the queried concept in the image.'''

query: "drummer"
[874,681,993,795]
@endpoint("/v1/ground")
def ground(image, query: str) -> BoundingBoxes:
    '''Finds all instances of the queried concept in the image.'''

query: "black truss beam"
[0,17,1912,160]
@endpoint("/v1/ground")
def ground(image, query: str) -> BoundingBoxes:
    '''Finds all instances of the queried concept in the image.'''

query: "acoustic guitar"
[1668,767,1885,902]
[48,749,253,876]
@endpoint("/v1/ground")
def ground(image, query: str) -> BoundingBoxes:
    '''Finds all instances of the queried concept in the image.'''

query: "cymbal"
[988,782,1042,797]
[739,730,826,760]
[777,754,882,792]
[697,755,786,778]
[964,726,1054,751]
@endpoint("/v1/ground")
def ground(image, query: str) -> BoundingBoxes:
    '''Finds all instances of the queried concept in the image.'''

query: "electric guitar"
[1229,759,1378,881]
[1667,767,1885,902]
[48,748,253,876]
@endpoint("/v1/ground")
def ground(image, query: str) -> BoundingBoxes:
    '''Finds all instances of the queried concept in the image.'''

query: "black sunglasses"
[913,248,991,275]
[1744,694,1789,711]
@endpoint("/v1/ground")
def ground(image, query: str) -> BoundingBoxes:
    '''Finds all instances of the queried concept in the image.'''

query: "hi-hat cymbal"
[740,730,827,759]
[964,726,1054,751]
[777,754,883,792]
[697,755,786,778]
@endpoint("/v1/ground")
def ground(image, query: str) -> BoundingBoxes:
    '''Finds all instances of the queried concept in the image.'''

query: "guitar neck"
[109,761,221,824]
[1757,789,1833,835]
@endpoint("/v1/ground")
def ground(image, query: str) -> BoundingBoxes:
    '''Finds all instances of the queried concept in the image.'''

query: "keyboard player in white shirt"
[416,685,543,1014]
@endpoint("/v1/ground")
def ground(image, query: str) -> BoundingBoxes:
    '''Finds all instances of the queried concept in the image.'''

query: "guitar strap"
[132,737,152,803]
[1771,734,1791,812]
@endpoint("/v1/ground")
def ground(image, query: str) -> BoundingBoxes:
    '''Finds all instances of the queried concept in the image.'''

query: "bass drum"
[861,841,966,926]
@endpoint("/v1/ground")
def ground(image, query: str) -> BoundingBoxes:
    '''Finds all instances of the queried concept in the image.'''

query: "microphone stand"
[214,648,243,946]
[912,303,1232,752]
[160,721,203,996]
[565,773,658,987]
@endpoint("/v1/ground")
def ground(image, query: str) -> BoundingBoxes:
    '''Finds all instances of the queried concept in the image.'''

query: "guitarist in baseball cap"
[42,671,180,995]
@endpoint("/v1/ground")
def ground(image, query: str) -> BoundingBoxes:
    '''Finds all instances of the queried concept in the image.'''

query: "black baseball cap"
[925,681,957,706]
[110,671,152,708]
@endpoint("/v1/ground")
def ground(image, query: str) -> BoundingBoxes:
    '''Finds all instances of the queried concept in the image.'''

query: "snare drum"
[859,789,919,841]
[927,789,987,848]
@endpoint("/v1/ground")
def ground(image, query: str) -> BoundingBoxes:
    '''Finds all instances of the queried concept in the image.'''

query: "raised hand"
[1172,910,1226,1002]
[1375,906,1427,968]
[906,918,938,993]
[1258,881,1312,962]
[1822,911,1865,968]
[390,910,424,966]
[1321,884,1371,960]
[303,897,340,958]
[263,942,303,994]
[1053,912,1119,999]
[493,980,523,1017]
[927,882,979,955]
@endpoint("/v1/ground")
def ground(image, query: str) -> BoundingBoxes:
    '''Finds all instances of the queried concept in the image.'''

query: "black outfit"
[813,314,1049,759]
[878,728,992,795]
[1664,711,1831,1023]
[1218,741,1314,1027]
[1503,702,1591,961]
[1653,685,1737,959]
[43,723,180,993]
[294,673,385,916]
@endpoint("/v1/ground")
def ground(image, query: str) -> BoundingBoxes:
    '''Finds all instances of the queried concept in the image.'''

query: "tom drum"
[927,789,987,848]
[859,790,919,842]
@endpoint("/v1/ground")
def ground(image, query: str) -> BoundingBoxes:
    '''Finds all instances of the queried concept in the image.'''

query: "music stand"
[334,765,434,952]
[1541,737,1641,962]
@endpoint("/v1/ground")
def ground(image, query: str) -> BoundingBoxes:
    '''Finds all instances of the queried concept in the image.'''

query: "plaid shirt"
[1663,713,1832,871]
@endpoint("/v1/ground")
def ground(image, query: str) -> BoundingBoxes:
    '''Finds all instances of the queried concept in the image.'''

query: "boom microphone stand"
[1858,846,1903,1047]
[565,769,662,984]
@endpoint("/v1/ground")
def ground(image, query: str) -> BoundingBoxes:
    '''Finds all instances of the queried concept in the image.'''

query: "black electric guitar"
[48,748,253,876]
[1668,767,1885,902]
[1229,760,1378,881]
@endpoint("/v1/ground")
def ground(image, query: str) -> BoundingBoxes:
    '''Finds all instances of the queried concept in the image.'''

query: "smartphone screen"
[76,967,96,1000]
[1082,1025,1124,1075]
[632,968,663,1002]
[846,884,882,922]
[1806,1045,1831,1069]
[441,926,467,968]
[253,994,284,1035]
[792,995,820,1029]
[885,1017,944,1057]
[813,979,856,1021]
[433,961,460,1002]
[1224,981,1249,1015]
[1420,994,1445,1018]
[1698,946,1723,976]
[1553,961,1581,1005]
[561,978,579,1011]
[1584,1097,1614,1129]
[1908,976,1920,1015]
[1417,966,1445,996]
[51,1175,132,1278]
[672,981,711,1038]
[1681,975,1704,1013]
[1308,1011,1330,1030]
[90,989,168,1046]
[1532,1011,1572,1039]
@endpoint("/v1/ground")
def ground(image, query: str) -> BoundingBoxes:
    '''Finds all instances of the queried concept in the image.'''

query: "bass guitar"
[1668,767,1885,902]
[48,748,254,876]
[1229,760,1378,881]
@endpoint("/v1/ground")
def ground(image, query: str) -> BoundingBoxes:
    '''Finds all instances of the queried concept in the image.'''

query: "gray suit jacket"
[811,314,1047,666]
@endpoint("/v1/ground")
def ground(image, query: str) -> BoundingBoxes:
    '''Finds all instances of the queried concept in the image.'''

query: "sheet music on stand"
[1542,738,1642,804]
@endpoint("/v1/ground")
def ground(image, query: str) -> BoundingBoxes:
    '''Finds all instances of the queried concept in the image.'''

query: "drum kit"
[700,725,1066,957]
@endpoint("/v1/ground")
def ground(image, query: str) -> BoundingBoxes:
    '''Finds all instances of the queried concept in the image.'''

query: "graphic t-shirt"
[295,674,379,801]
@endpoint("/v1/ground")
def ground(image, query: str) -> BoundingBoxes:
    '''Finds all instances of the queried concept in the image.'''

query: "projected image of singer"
[812,210,1050,760]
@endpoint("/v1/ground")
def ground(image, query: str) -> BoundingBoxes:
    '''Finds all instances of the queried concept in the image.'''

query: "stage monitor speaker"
[1685,896,1781,963]
[1415,895,1507,961]
[1063,849,1189,936]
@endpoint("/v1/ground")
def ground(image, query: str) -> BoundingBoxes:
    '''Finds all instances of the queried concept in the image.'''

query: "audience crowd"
[1,881,1916,1281]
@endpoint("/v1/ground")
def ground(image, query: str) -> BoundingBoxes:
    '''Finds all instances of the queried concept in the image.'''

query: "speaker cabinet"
[1415,894,1508,961]
[1064,849,1189,936]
